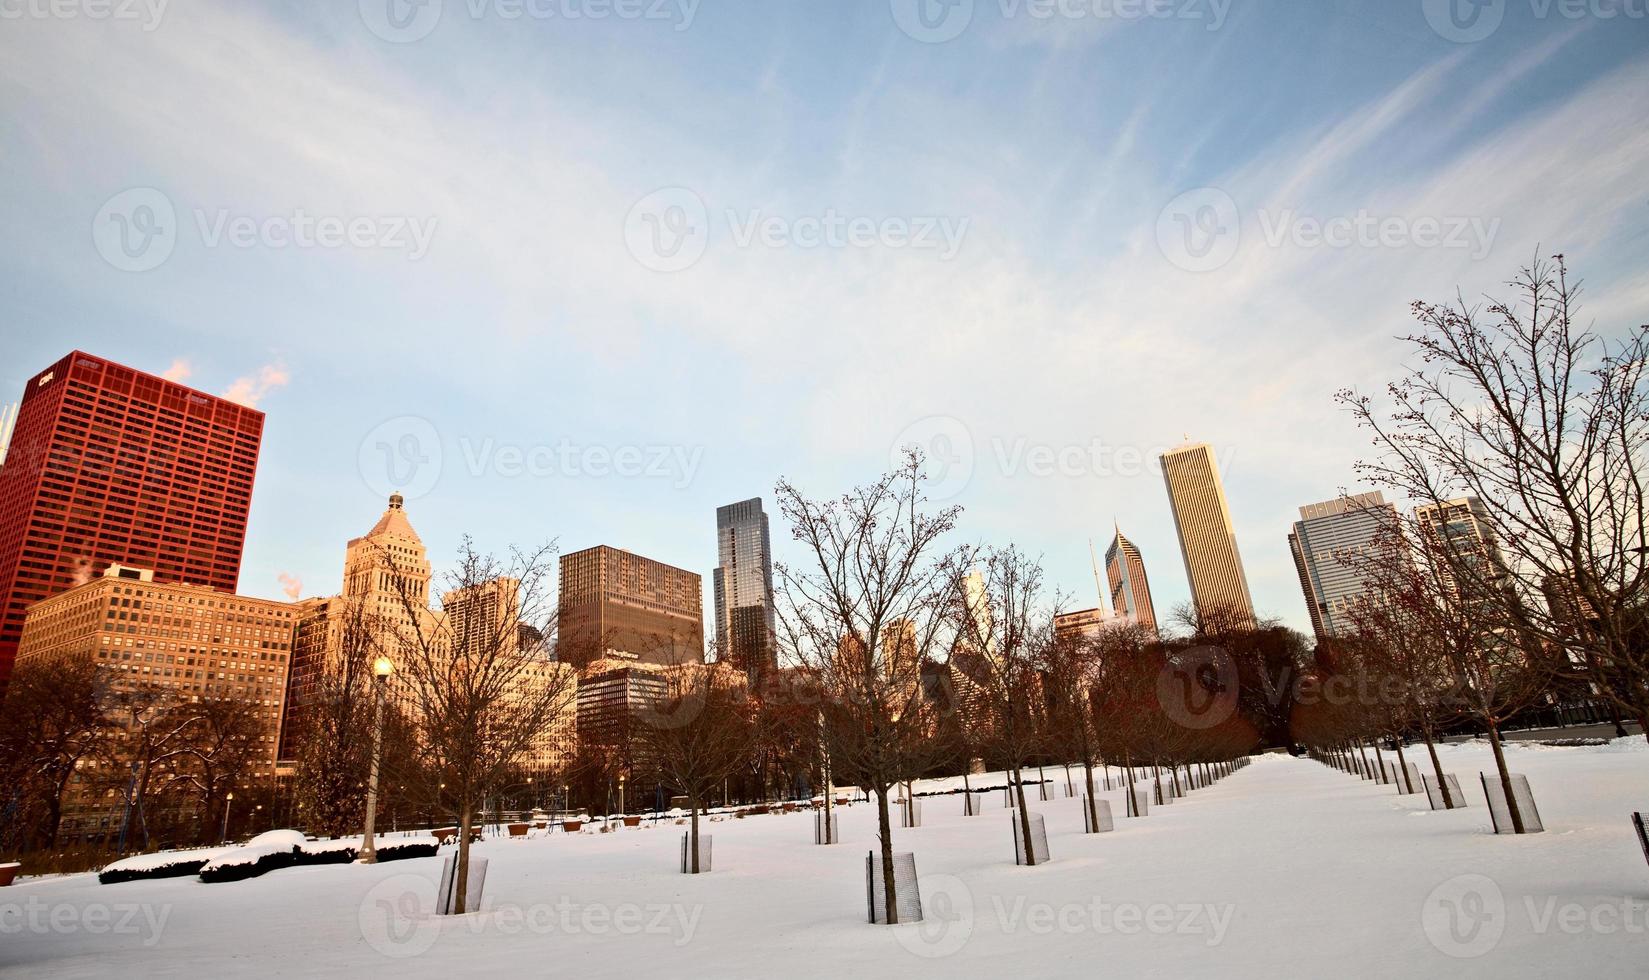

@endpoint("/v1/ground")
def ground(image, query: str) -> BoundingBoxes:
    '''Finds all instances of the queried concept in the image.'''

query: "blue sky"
[2,1,1646,637]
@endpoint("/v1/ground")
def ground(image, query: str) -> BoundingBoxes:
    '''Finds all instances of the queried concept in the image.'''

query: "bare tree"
[1043,620,1149,832]
[386,537,578,913]
[773,451,960,924]
[1339,527,1472,800]
[291,598,394,838]
[158,697,266,839]
[635,654,758,873]
[1355,513,1555,828]
[1339,255,1649,736]
[947,545,1056,864]
[0,658,108,850]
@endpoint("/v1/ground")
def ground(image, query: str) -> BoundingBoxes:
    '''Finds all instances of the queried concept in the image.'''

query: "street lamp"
[222,791,235,842]
[360,656,394,863]
[618,774,626,821]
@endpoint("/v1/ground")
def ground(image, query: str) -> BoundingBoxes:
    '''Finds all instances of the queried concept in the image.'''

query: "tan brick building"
[16,563,298,835]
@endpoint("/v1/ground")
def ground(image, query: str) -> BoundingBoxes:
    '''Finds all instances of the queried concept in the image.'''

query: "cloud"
[160,358,192,382]
[222,363,290,409]
[277,572,303,601]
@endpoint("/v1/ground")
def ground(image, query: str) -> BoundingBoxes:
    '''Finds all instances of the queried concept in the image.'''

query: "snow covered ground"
[3,739,1646,978]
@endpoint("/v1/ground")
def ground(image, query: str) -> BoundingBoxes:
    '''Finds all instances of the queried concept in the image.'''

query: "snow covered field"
[3,740,1646,978]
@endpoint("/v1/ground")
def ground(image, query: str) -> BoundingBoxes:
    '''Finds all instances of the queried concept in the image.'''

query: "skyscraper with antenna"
[1105,524,1158,635]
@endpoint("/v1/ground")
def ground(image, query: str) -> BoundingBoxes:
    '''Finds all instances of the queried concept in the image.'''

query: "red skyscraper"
[0,351,264,689]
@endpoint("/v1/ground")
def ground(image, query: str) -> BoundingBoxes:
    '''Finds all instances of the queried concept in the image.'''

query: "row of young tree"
[769,455,1266,921]
[1290,256,1648,834]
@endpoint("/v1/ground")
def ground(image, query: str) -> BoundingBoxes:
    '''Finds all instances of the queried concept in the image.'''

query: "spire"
[1088,538,1109,615]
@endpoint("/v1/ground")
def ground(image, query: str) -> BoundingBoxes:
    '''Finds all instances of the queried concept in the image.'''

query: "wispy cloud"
[222,363,290,409]
[160,358,192,383]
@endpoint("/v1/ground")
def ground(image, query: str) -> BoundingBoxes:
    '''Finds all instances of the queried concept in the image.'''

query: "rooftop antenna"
[1088,538,1109,616]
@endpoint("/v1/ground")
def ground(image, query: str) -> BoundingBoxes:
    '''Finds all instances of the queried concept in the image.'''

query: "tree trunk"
[1484,721,1526,834]
[1357,743,1373,780]
[1421,729,1453,808]
[1011,764,1035,865]
[875,786,898,924]
[455,798,474,913]
[822,755,834,844]
[1124,759,1138,816]
[1394,740,1415,794]
[689,793,701,873]
[1082,761,1098,831]
[1373,741,1386,784]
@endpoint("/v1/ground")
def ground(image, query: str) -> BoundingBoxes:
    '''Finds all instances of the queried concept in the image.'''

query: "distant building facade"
[1160,443,1255,625]
[1053,607,1109,642]
[1288,491,1396,642]
[713,497,778,684]
[16,563,297,837]
[558,546,704,669]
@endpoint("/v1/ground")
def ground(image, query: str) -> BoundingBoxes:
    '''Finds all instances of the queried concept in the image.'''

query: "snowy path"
[2,740,1645,978]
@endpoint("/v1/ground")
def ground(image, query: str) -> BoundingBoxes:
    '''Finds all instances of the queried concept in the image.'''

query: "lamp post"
[359,655,394,863]
[222,791,235,843]
[618,774,626,823]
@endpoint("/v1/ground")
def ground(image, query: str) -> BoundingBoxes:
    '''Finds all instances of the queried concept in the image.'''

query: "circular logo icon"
[889,416,974,501]
[92,188,177,273]
[358,415,443,501]
[1155,645,1239,730]
[894,872,974,958]
[1422,0,1505,43]
[359,873,441,958]
[1155,187,1240,273]
[360,0,443,43]
[624,187,710,272]
[1421,873,1506,958]
[890,0,975,43]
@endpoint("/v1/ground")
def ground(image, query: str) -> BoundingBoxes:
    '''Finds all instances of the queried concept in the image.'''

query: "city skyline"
[4,7,1646,644]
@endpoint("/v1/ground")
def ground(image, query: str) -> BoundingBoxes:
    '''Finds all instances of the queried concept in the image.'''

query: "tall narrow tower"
[1104,525,1158,634]
[1160,442,1255,626]
[713,497,777,683]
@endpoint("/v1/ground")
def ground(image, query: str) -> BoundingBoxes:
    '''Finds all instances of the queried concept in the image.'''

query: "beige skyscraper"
[1160,443,1255,626]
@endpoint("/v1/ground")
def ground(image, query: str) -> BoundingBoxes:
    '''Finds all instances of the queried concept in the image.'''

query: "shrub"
[198,844,298,883]
[99,847,230,885]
